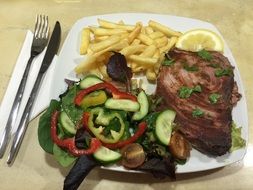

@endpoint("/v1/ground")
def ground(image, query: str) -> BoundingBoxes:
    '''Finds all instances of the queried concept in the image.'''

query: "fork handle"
[7,72,43,165]
[0,55,35,158]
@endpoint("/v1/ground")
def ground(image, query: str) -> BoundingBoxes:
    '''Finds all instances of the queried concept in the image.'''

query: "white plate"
[49,13,248,173]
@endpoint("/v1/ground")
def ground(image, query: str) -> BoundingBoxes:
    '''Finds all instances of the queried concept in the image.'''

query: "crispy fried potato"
[148,31,165,39]
[137,33,154,46]
[153,49,161,58]
[93,35,109,42]
[128,23,142,43]
[129,55,158,66]
[89,35,121,52]
[131,39,141,45]
[98,18,135,31]
[89,27,128,36]
[80,28,90,55]
[145,26,154,35]
[139,45,156,57]
[159,36,178,53]
[146,68,157,81]
[148,20,181,37]
[75,55,97,74]
[120,44,146,56]
[154,36,168,48]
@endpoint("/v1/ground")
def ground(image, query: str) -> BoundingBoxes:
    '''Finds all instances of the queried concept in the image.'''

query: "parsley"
[209,93,221,104]
[192,108,204,117]
[197,49,212,61]
[193,85,202,92]
[215,68,233,77]
[208,63,220,68]
[183,63,199,72]
[162,57,175,66]
[178,85,202,98]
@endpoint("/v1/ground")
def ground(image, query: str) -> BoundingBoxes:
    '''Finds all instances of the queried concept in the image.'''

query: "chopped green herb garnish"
[209,93,221,104]
[183,63,199,72]
[179,87,193,98]
[192,108,204,117]
[162,57,175,66]
[215,68,233,77]
[197,49,212,61]
[193,85,202,92]
[208,63,220,68]
[178,85,202,98]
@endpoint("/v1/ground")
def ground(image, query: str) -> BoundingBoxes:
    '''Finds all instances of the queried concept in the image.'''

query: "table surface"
[0,0,252,189]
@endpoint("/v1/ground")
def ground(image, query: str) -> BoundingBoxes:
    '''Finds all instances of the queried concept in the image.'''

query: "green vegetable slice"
[155,109,176,145]
[93,146,122,164]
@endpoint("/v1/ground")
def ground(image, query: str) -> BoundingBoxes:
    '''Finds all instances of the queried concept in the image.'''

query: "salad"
[38,52,191,189]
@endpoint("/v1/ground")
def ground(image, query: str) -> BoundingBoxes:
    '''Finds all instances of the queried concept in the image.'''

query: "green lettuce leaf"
[230,122,246,152]
[38,99,61,154]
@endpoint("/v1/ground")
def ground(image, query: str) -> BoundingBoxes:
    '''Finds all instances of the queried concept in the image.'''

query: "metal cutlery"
[7,21,61,165]
[0,15,49,158]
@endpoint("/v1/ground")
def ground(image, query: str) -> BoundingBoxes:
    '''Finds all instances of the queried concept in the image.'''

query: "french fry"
[146,68,157,81]
[159,36,178,53]
[128,23,142,43]
[93,35,109,42]
[94,39,129,57]
[145,26,154,34]
[120,44,146,56]
[98,18,135,31]
[75,55,97,74]
[137,33,154,46]
[89,35,121,52]
[89,27,128,36]
[148,31,165,39]
[139,45,156,57]
[80,28,90,55]
[153,49,161,58]
[148,20,181,37]
[154,36,168,48]
[88,67,103,78]
[132,66,146,73]
[129,55,158,66]
[131,39,141,45]
[99,64,109,79]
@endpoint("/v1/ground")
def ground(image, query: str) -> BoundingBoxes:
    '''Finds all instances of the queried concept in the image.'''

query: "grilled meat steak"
[156,48,241,156]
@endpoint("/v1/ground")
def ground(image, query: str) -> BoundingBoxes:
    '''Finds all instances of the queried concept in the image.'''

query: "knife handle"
[7,73,43,165]
[0,56,35,158]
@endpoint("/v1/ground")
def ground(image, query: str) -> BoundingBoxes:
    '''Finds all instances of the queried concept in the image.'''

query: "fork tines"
[34,15,49,39]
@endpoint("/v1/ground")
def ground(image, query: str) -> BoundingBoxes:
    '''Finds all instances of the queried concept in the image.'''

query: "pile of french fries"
[75,19,181,81]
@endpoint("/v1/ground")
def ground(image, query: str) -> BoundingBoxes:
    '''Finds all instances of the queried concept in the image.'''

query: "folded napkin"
[0,30,57,138]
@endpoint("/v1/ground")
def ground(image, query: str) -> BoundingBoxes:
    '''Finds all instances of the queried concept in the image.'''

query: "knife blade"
[7,21,61,165]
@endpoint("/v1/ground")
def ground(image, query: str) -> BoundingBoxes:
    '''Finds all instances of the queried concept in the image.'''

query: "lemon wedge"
[175,29,224,52]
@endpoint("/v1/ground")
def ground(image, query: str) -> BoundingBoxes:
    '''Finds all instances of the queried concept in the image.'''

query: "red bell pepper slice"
[50,111,101,156]
[102,122,147,149]
[75,82,137,106]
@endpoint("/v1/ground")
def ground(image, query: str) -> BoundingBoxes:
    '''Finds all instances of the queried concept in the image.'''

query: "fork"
[0,15,49,158]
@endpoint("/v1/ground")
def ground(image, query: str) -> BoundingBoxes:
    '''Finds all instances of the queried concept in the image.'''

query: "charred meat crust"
[156,48,241,156]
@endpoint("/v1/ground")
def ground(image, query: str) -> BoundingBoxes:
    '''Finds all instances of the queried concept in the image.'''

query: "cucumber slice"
[93,146,122,164]
[79,75,103,89]
[59,111,76,135]
[132,91,149,120]
[155,109,176,146]
[105,98,140,112]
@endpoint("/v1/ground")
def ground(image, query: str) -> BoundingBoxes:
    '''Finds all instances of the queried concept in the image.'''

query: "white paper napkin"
[0,30,57,138]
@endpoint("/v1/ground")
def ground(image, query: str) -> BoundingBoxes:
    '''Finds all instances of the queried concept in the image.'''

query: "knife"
[7,21,61,165]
